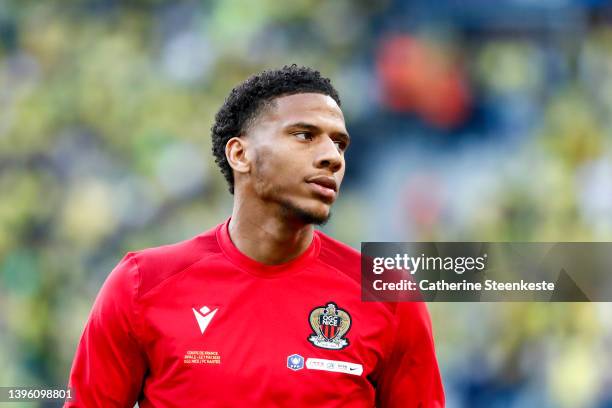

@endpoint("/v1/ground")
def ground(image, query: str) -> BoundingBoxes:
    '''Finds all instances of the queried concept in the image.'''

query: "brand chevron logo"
[192,306,218,334]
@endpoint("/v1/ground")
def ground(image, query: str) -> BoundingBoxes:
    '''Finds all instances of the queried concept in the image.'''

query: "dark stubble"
[279,199,331,226]
[254,155,331,226]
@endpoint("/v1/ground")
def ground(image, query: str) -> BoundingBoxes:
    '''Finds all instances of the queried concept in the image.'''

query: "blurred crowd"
[1,0,611,407]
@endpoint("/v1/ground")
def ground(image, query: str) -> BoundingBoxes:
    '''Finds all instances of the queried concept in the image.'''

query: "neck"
[228,193,315,265]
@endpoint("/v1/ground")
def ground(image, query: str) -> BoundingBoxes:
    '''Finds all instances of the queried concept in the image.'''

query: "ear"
[225,136,251,174]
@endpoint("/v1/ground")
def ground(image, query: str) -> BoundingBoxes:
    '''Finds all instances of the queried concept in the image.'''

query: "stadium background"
[1,0,612,407]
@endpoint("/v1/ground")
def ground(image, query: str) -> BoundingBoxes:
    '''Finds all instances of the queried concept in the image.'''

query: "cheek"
[258,146,302,176]
[253,150,298,191]
[336,160,346,184]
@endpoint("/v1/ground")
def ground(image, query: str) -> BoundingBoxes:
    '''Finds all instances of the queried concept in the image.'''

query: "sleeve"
[65,254,148,407]
[375,302,445,408]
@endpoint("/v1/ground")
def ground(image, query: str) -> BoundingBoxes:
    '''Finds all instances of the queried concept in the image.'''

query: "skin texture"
[226,93,350,265]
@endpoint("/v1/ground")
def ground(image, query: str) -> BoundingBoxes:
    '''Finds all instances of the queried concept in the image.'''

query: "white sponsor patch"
[305,358,363,376]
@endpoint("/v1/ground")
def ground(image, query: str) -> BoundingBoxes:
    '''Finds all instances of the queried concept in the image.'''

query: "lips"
[306,176,338,201]
[307,176,337,192]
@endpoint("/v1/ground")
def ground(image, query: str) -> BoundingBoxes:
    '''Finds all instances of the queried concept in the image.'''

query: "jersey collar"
[216,218,321,278]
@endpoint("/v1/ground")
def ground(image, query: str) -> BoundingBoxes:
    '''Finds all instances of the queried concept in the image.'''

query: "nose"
[314,135,343,173]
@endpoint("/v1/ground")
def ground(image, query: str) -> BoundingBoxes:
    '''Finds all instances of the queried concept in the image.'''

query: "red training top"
[66,219,444,407]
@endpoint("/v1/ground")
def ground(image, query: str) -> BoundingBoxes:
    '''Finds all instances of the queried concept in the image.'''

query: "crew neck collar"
[216,218,321,278]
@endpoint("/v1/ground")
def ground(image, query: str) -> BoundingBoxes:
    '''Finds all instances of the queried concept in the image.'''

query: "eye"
[294,132,313,141]
[333,140,348,152]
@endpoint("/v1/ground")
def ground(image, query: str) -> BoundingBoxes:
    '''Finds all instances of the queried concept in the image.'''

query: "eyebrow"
[285,122,351,143]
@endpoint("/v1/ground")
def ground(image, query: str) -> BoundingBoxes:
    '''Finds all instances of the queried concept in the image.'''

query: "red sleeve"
[376,302,445,408]
[65,254,147,407]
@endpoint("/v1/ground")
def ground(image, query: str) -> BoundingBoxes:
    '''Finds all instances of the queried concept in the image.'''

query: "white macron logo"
[192,306,218,334]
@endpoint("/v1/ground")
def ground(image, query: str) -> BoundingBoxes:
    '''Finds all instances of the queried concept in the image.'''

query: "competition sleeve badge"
[307,302,351,350]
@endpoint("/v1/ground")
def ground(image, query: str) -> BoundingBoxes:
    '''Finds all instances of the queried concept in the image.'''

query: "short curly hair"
[211,64,341,194]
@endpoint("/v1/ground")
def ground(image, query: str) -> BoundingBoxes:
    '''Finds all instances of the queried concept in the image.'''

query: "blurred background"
[1,0,612,407]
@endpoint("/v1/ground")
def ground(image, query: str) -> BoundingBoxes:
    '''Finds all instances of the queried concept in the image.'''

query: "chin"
[280,200,331,226]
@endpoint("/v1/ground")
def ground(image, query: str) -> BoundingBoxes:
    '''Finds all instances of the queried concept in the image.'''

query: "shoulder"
[127,223,222,299]
[316,230,361,268]
[315,231,372,300]
[316,231,429,322]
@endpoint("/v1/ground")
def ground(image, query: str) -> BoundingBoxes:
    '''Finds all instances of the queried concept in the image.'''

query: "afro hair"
[211,64,341,194]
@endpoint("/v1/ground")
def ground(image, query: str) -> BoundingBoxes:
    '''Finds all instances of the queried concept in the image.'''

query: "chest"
[138,270,390,405]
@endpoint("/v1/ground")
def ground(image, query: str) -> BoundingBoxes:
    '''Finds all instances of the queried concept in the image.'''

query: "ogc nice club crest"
[307,302,351,350]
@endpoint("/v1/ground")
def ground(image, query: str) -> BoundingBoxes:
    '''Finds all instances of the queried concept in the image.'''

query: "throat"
[227,216,314,265]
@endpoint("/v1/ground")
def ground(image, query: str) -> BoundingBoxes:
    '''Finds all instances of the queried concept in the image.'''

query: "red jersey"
[66,219,444,407]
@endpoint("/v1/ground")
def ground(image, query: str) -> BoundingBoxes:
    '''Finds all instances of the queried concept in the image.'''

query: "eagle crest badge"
[307,302,351,350]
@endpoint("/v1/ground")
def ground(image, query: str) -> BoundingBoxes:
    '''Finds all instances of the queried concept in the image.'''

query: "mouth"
[306,176,338,201]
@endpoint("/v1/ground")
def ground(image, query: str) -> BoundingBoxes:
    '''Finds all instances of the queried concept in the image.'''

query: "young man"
[66,65,445,407]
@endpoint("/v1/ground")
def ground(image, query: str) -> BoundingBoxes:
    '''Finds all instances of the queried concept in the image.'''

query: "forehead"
[259,93,345,126]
